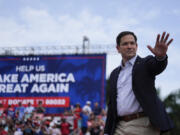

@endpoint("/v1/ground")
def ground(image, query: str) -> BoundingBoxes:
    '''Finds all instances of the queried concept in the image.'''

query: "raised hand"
[147,32,173,58]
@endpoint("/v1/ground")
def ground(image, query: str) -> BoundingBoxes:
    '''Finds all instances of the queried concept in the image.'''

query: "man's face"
[116,34,137,62]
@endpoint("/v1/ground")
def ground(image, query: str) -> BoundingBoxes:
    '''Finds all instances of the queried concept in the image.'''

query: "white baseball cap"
[86,101,91,104]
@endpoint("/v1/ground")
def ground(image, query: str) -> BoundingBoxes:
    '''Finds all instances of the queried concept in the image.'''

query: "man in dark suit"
[104,31,174,135]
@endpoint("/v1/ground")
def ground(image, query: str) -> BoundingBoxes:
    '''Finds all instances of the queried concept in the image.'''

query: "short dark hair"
[116,31,137,46]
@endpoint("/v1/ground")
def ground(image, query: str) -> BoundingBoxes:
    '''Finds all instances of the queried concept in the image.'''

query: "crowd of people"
[0,101,107,135]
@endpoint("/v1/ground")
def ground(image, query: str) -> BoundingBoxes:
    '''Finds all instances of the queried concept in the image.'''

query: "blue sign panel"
[0,54,106,114]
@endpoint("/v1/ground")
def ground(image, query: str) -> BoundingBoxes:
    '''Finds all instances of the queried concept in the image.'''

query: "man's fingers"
[167,39,173,46]
[156,34,160,45]
[164,33,169,43]
[147,45,155,54]
[160,32,166,42]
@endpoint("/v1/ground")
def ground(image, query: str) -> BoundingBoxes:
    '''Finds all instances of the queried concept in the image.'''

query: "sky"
[0,0,179,98]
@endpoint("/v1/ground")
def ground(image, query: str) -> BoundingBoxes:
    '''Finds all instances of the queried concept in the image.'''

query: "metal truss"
[0,44,117,55]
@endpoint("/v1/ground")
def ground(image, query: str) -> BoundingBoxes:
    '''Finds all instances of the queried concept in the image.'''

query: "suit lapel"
[132,56,141,76]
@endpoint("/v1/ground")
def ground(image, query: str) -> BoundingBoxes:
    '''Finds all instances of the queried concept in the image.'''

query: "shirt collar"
[129,55,137,65]
[120,55,137,67]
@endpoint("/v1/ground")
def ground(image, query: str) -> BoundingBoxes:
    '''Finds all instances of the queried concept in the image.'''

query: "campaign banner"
[0,54,106,114]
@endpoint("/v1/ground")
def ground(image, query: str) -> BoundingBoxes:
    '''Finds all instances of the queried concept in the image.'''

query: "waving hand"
[147,32,173,58]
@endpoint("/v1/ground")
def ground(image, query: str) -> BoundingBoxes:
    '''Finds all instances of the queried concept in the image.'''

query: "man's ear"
[116,45,119,50]
[116,45,120,53]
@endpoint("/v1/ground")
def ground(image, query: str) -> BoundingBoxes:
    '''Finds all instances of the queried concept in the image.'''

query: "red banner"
[0,97,69,107]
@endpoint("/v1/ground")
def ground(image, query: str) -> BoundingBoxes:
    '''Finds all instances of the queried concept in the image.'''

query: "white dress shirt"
[117,55,143,116]
[82,104,92,115]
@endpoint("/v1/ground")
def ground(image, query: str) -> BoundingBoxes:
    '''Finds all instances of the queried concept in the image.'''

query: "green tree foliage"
[163,89,180,135]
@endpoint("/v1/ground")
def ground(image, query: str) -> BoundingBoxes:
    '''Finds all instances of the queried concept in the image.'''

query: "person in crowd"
[84,112,96,135]
[96,115,105,135]
[24,102,34,120]
[0,124,8,135]
[6,104,15,120]
[82,101,92,116]
[49,121,61,135]
[90,119,101,135]
[31,121,44,135]
[93,102,102,116]
[0,103,5,117]
[81,110,89,135]
[14,128,23,135]
[100,109,107,126]
[104,31,174,135]
[23,120,34,135]
[35,101,45,114]
[41,118,52,135]
[5,117,14,134]
[15,102,25,121]
[73,103,82,132]
[34,101,45,121]
[60,117,71,135]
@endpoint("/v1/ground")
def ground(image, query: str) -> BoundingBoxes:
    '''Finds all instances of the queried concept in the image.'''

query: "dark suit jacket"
[104,55,174,135]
